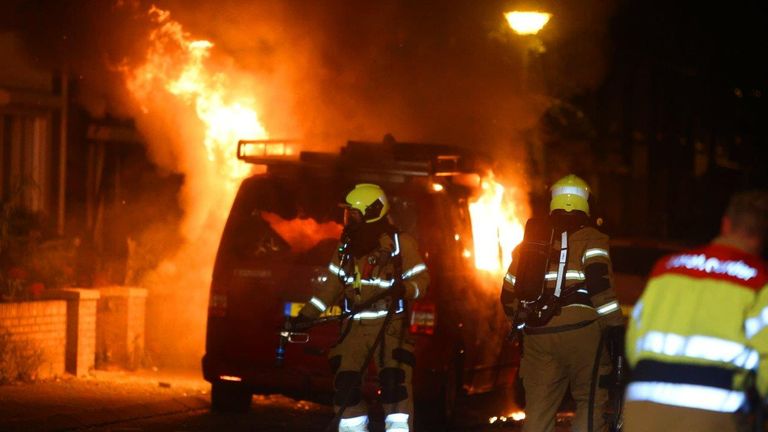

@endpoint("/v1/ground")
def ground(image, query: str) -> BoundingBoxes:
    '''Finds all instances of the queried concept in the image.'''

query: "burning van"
[202,138,521,425]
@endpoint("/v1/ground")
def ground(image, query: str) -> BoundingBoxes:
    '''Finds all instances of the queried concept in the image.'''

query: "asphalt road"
[0,370,573,432]
[80,395,528,432]
[82,394,337,432]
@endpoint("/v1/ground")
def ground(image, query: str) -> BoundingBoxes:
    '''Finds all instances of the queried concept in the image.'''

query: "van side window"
[218,177,342,264]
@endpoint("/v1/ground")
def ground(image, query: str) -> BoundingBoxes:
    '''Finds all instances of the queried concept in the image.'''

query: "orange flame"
[468,173,526,276]
[125,5,267,200]
[120,6,273,365]
[261,212,343,253]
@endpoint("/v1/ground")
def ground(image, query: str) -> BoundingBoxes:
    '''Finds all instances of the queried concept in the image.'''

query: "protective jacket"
[501,219,624,331]
[299,231,428,320]
[625,243,768,413]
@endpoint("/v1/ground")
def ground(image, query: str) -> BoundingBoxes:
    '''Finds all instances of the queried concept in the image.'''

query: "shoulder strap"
[389,231,403,270]
[553,230,569,298]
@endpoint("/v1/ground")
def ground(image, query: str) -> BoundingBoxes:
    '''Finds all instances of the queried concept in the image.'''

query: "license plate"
[283,302,341,317]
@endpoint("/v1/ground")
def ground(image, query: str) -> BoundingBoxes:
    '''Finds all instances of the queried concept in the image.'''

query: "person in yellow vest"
[624,190,768,432]
[501,174,625,432]
[290,183,429,432]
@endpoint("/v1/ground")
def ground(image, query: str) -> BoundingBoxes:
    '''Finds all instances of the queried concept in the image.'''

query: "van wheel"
[211,381,252,413]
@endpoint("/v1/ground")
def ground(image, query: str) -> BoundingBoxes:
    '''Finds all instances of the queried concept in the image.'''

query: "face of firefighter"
[344,207,364,227]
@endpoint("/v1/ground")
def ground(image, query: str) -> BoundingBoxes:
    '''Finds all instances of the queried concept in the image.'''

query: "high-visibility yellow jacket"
[626,243,768,412]
[501,224,624,330]
[299,231,429,320]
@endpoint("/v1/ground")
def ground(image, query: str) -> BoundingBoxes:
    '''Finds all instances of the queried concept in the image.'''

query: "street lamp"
[503,10,551,90]
[503,11,551,36]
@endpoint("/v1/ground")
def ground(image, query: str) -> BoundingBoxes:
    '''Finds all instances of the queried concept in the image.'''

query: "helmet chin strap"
[342,220,362,239]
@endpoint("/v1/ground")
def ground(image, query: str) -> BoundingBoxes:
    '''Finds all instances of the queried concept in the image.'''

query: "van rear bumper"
[202,353,333,399]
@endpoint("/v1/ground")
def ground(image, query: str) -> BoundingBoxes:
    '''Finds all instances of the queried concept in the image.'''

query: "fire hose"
[609,352,626,432]
[589,327,626,432]
[587,331,604,432]
[275,287,400,366]
[744,370,766,432]
[755,396,765,432]
[276,313,348,367]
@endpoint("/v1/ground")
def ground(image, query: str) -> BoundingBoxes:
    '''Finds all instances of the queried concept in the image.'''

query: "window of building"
[0,113,51,213]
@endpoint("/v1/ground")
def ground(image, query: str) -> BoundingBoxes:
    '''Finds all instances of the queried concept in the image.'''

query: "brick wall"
[97,287,147,369]
[75,296,98,374]
[43,289,100,376]
[126,289,146,366]
[0,287,144,379]
[0,300,67,378]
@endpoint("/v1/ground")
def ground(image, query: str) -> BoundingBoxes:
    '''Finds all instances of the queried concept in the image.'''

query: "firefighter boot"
[339,415,370,432]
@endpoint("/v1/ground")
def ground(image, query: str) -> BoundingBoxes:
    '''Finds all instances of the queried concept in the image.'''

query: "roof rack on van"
[236,137,490,178]
[237,139,299,165]
[339,140,486,177]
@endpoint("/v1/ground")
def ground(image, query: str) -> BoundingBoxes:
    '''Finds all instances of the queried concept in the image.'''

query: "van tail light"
[208,289,228,318]
[409,302,436,335]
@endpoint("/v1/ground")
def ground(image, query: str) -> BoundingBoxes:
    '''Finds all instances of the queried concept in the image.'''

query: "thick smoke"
[150,0,616,152]
[3,0,615,156]
[2,0,616,369]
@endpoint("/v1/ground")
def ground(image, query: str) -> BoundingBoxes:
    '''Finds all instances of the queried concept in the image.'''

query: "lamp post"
[503,10,551,91]
[503,10,552,202]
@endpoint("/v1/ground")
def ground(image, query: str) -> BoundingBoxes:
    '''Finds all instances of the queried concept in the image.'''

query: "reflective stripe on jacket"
[300,232,429,320]
[626,243,768,412]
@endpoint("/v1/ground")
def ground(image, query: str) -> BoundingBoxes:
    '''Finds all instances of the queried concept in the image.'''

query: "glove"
[389,281,407,299]
[284,314,312,332]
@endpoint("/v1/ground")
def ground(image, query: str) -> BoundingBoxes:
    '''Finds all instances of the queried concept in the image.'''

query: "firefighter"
[290,183,429,432]
[501,174,625,432]
[623,190,768,432]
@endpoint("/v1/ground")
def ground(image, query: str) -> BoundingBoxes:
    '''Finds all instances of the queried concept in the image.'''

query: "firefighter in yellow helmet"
[623,190,768,432]
[291,183,429,432]
[501,174,625,432]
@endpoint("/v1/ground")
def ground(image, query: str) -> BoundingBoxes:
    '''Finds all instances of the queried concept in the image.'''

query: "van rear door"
[205,175,344,390]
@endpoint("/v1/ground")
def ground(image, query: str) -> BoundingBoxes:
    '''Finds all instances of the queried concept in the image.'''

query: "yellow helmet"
[344,183,390,223]
[550,174,590,215]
